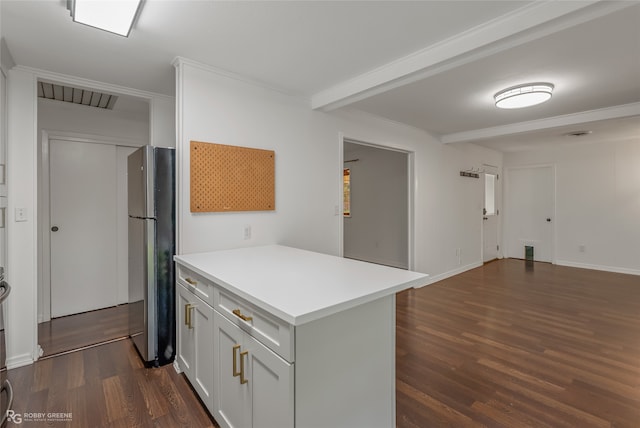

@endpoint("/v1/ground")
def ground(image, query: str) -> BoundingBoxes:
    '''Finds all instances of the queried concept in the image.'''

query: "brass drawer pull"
[232,309,253,323]
[232,345,241,377]
[240,350,249,385]
[184,277,197,286]
[185,303,196,329]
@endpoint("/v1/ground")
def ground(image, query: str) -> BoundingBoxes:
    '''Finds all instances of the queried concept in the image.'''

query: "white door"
[505,166,554,262]
[50,139,117,317]
[482,171,499,262]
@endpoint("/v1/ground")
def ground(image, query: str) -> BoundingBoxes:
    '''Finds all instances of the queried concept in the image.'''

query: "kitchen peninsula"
[174,245,428,428]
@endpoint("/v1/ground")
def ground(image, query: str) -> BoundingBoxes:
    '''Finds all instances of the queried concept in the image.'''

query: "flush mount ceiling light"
[494,82,554,109]
[67,0,143,37]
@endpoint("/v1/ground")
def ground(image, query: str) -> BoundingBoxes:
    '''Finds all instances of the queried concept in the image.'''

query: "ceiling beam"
[311,0,632,112]
[440,103,640,144]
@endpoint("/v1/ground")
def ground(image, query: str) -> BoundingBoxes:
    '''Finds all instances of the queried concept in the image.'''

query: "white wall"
[504,139,640,275]
[175,58,503,283]
[6,68,38,367]
[150,96,176,148]
[343,142,408,269]
[38,98,149,142]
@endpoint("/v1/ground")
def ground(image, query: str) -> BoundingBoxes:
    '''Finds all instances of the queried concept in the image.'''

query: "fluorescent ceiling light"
[494,83,554,109]
[69,0,142,37]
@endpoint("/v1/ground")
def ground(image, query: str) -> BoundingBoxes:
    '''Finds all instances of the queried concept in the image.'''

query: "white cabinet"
[176,283,215,413]
[213,310,293,428]
[175,247,426,428]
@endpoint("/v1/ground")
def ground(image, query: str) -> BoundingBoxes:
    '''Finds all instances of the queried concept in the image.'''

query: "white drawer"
[214,288,294,362]
[176,264,214,308]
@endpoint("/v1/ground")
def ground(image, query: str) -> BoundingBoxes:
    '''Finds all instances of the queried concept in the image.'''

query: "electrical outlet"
[579,245,586,253]
[244,225,252,240]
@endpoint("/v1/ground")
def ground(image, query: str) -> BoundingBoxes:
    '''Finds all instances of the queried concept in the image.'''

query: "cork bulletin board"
[190,141,275,212]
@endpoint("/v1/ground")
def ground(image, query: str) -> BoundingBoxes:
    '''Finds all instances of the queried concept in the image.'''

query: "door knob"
[51,226,59,232]
[546,218,551,222]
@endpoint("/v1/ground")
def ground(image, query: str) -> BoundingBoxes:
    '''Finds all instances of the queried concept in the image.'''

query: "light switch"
[15,207,28,222]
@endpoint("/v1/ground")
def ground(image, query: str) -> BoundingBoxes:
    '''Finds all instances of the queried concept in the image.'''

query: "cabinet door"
[214,311,249,428]
[192,295,215,413]
[245,333,294,428]
[214,310,294,428]
[176,284,195,377]
[177,284,215,412]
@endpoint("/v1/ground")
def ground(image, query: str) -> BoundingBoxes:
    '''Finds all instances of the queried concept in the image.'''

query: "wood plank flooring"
[396,259,640,428]
[8,338,218,427]
[38,305,130,357]
[9,260,639,427]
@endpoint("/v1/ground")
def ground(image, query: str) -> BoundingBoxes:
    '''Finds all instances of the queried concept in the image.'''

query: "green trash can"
[525,245,534,261]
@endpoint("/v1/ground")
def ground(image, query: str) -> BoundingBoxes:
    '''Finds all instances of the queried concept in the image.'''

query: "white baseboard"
[555,260,640,276]
[414,262,483,288]
[7,353,35,370]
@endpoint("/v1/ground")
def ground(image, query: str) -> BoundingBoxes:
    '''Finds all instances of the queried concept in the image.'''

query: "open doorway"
[482,165,500,263]
[342,139,412,269]
[37,82,149,358]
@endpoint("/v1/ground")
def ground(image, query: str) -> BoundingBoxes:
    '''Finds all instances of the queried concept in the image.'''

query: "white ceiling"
[2,0,639,152]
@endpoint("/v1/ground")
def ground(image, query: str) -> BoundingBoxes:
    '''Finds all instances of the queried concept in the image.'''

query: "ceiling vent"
[38,82,118,110]
[564,130,593,137]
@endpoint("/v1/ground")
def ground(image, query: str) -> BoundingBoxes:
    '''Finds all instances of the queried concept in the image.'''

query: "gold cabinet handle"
[232,345,241,377]
[240,350,249,385]
[185,277,197,286]
[232,308,253,323]
[185,303,195,329]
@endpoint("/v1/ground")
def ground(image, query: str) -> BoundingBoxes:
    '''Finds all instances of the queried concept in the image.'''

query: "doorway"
[37,86,150,358]
[342,140,412,269]
[505,165,555,262]
[41,135,139,357]
[482,166,500,263]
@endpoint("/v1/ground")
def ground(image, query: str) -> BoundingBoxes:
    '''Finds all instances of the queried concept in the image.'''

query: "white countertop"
[174,245,428,325]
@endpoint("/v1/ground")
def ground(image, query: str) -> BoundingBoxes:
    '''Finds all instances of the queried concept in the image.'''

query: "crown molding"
[13,65,173,101]
[172,56,307,101]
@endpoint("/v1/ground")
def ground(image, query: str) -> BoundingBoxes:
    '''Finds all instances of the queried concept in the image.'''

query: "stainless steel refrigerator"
[128,146,175,366]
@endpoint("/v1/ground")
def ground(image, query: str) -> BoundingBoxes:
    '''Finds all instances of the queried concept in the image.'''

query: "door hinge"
[497,245,500,251]
[497,209,499,215]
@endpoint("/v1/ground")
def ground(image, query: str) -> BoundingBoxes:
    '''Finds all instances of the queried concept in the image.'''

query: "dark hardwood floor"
[38,304,130,357]
[397,259,640,428]
[8,338,218,427]
[9,260,638,427]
